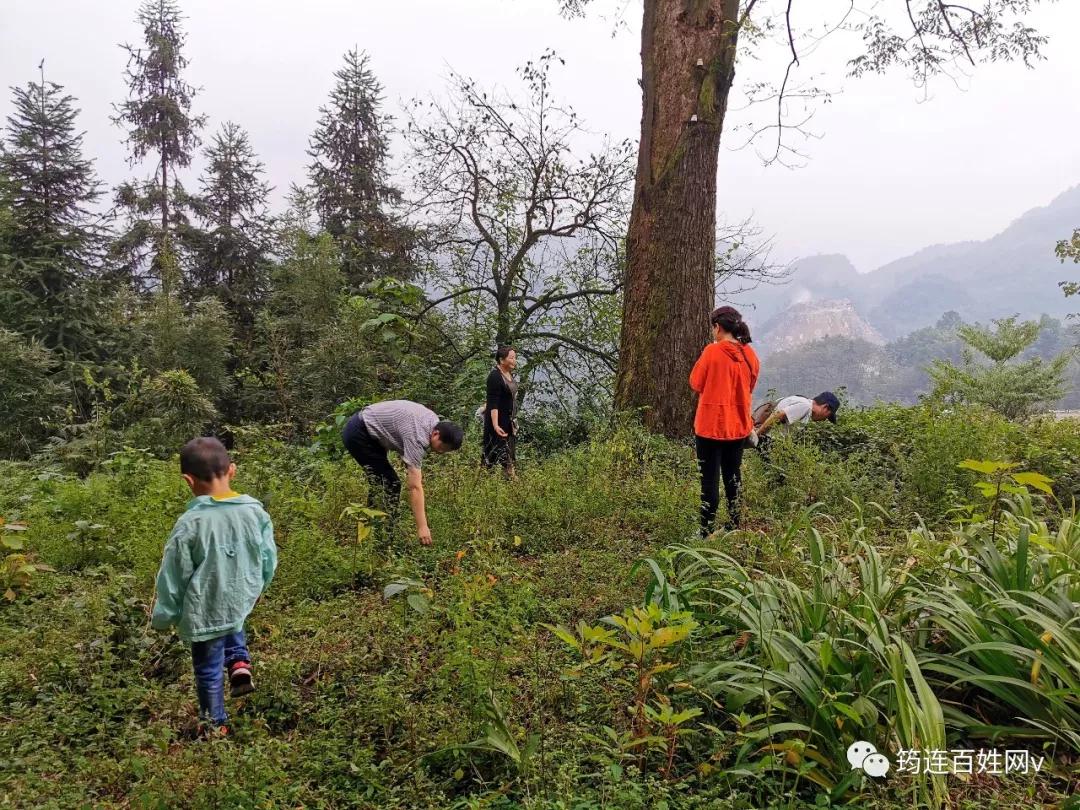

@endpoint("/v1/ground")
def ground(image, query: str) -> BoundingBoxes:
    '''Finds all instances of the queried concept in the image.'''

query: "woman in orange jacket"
[689,306,760,536]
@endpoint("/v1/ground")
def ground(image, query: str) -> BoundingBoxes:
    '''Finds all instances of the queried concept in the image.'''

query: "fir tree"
[0,67,107,358]
[307,49,412,286]
[189,122,273,331]
[929,317,1073,420]
[112,0,205,294]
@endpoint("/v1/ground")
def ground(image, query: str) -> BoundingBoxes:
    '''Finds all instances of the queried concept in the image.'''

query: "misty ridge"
[737,185,1080,407]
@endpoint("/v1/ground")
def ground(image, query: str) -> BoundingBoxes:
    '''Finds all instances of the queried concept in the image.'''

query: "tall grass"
[637,495,1079,807]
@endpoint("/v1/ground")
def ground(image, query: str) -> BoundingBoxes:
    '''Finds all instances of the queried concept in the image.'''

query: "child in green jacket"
[152,437,277,735]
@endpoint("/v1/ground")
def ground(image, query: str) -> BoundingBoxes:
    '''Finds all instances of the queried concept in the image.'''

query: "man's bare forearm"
[405,467,432,544]
[407,482,426,530]
[758,412,786,436]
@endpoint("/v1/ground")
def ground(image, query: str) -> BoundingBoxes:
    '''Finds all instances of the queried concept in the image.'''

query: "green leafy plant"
[657,535,922,798]
[312,397,371,458]
[103,446,156,490]
[66,519,111,569]
[643,696,703,779]
[428,689,539,779]
[958,458,1054,540]
[340,503,387,583]
[383,576,432,617]
[912,502,1080,751]
[959,458,1053,501]
[547,603,699,776]
[1,518,53,601]
[628,491,1080,807]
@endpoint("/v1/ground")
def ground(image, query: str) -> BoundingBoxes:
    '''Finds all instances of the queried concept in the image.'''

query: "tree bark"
[614,0,741,438]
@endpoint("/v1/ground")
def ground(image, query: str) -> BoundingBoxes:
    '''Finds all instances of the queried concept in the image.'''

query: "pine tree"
[929,317,1072,420]
[307,49,412,287]
[189,122,273,331]
[255,231,347,425]
[0,68,106,358]
[0,327,66,459]
[112,0,205,294]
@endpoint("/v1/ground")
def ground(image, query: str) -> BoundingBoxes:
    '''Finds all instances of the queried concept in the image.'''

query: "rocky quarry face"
[758,298,885,354]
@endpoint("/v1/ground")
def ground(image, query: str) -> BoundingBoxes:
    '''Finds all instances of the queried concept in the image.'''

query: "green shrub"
[0,328,65,459]
[629,489,1079,807]
[125,369,218,453]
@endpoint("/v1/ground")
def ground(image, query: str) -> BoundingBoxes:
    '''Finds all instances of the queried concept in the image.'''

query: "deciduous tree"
[1057,228,1079,302]
[560,0,1052,435]
[407,53,634,405]
[929,316,1071,420]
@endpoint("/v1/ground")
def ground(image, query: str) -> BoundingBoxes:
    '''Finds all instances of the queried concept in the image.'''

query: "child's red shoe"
[229,661,254,697]
[194,723,229,741]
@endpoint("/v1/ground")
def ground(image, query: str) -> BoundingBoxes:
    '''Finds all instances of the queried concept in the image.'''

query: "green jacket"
[152,494,277,643]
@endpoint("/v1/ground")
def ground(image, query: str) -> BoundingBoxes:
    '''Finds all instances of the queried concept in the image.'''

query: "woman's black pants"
[695,436,745,536]
[482,431,516,473]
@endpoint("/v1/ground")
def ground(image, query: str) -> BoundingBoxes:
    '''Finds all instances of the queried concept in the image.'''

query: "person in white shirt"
[758,392,839,434]
[748,392,839,482]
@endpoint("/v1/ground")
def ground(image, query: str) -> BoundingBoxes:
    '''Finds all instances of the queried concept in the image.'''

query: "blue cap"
[815,392,840,423]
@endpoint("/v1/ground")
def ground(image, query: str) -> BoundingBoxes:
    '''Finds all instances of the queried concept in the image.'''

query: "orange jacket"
[689,341,760,440]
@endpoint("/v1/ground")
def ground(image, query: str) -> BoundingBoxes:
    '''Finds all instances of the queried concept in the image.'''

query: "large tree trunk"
[160,129,172,297]
[614,0,741,438]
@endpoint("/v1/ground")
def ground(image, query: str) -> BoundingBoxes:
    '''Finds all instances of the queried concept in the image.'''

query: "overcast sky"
[3,0,1079,271]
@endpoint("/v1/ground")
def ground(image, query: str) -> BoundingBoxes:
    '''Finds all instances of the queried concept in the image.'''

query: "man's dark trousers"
[342,413,401,517]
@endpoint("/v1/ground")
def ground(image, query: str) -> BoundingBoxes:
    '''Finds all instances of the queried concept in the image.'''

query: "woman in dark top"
[482,346,518,476]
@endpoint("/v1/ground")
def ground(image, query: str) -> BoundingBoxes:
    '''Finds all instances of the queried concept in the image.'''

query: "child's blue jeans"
[190,630,250,726]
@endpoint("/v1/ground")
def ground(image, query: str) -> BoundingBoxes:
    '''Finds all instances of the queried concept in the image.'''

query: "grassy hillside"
[2,409,1079,808]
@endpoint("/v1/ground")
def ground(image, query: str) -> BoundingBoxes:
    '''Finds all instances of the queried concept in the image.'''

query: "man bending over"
[755,392,840,438]
[341,400,463,546]
[749,392,839,483]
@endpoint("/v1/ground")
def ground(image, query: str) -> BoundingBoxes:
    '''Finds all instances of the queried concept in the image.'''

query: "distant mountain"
[742,185,1080,341]
[758,298,884,355]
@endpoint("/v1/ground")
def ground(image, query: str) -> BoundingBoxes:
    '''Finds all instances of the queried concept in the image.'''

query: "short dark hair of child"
[180,437,232,482]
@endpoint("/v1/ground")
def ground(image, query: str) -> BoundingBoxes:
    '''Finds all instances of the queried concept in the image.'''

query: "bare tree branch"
[724,0,1048,166]
[517,330,617,369]
[404,51,631,405]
